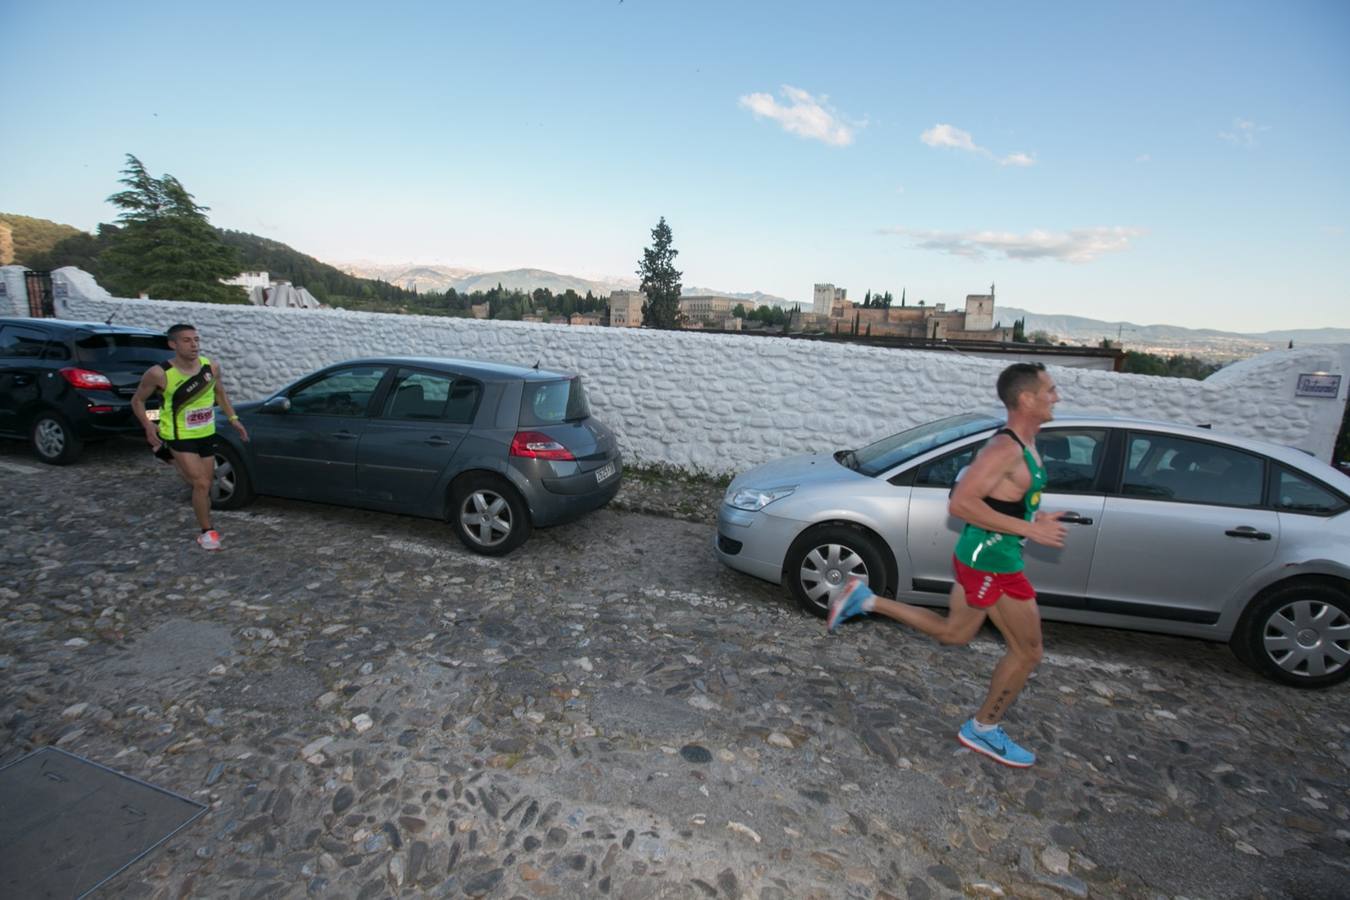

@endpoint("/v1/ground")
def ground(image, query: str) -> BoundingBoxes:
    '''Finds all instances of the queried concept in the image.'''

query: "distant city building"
[569,312,601,326]
[813,283,847,316]
[817,283,1012,342]
[608,290,646,327]
[679,295,742,323]
[470,302,490,319]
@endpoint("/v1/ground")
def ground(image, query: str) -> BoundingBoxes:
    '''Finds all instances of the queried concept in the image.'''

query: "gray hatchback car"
[715,413,1350,688]
[210,357,622,555]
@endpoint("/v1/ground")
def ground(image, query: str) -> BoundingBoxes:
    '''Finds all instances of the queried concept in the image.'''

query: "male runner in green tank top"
[827,363,1068,767]
[131,323,249,550]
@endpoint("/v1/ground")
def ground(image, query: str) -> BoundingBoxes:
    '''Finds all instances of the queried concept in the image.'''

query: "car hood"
[728,452,860,492]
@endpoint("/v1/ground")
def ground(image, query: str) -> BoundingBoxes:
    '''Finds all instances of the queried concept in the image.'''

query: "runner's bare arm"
[212,363,249,442]
[131,366,166,447]
[949,436,1066,547]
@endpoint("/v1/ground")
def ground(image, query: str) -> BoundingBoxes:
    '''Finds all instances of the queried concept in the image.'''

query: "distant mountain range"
[998,307,1350,359]
[332,261,792,308]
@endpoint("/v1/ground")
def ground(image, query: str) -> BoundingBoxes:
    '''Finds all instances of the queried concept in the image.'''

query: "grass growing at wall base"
[611,463,731,525]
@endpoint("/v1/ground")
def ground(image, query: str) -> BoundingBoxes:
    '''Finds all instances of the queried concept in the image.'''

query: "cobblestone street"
[2,437,1347,899]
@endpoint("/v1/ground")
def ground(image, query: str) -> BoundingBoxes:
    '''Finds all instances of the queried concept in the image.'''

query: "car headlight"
[728,486,796,511]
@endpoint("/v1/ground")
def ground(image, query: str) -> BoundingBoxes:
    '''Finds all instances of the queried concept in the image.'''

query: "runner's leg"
[975,595,1043,724]
[172,450,215,531]
[868,582,987,646]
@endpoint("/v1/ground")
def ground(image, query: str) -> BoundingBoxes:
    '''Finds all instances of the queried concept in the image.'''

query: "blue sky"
[4,0,1348,332]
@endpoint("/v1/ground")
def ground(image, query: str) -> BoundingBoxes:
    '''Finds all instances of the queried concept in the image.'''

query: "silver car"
[715,413,1350,688]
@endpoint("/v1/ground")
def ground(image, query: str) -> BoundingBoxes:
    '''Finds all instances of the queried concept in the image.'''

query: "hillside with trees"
[0,213,85,265]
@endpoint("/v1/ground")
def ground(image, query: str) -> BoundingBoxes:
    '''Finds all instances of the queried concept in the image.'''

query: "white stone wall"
[50,267,1350,472]
[1,265,29,317]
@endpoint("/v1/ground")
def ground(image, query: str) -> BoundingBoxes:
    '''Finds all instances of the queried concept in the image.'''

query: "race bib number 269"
[186,408,214,428]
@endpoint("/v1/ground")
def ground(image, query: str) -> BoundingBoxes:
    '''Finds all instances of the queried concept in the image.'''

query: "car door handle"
[332,430,359,440]
[1059,513,1094,525]
[1225,527,1272,541]
[13,375,32,386]
[424,437,454,447]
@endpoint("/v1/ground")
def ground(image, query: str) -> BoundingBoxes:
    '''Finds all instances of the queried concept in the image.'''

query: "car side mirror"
[262,396,291,413]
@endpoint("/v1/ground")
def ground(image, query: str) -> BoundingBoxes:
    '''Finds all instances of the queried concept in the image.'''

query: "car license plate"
[595,462,616,484]
[146,409,160,422]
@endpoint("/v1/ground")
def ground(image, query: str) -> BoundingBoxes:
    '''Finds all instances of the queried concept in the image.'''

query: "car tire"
[785,524,888,618]
[451,473,532,556]
[1233,582,1350,688]
[210,444,255,510]
[31,411,83,465]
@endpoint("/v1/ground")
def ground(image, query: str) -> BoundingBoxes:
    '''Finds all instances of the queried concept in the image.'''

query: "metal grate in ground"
[0,747,207,899]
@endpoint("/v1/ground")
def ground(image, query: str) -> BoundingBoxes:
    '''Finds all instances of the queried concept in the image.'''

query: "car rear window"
[75,333,170,366]
[519,378,590,426]
[854,413,1002,477]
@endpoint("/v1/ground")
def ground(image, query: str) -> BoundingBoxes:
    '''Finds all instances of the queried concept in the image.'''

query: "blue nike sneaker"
[957,719,1036,768]
[826,577,873,632]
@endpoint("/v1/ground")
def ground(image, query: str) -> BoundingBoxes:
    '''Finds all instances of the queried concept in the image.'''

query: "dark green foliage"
[1121,350,1221,380]
[23,224,120,278]
[637,217,683,329]
[732,303,746,318]
[745,304,788,327]
[99,155,246,304]
[0,213,85,266]
[1012,317,1027,342]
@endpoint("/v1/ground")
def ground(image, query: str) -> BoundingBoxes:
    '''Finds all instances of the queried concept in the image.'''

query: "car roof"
[0,317,165,337]
[338,356,575,382]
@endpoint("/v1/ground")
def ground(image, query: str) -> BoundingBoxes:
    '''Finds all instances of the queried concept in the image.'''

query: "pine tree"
[637,217,683,329]
[100,155,245,303]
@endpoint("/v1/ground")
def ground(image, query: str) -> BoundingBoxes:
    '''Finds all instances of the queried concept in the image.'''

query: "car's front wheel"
[31,412,83,465]
[451,473,532,556]
[1233,582,1350,688]
[210,444,255,510]
[785,524,888,618]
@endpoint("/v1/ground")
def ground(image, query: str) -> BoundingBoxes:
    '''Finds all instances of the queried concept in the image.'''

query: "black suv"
[0,318,169,464]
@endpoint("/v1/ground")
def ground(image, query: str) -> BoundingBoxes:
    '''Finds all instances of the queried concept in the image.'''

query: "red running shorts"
[951,555,1036,608]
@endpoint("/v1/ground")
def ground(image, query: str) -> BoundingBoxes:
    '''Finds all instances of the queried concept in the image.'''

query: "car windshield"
[76,333,170,366]
[848,413,1002,477]
[519,377,590,426]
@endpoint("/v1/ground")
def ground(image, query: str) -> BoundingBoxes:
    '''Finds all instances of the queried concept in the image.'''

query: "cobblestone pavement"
[2,437,1348,900]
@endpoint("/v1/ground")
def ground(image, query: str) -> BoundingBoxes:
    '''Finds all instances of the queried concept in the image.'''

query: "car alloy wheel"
[461,488,513,547]
[1261,596,1350,680]
[31,412,82,465]
[451,473,532,556]
[1237,583,1350,688]
[209,446,255,510]
[785,525,888,618]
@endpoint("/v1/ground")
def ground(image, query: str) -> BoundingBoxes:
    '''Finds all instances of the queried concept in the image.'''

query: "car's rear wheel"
[451,473,532,556]
[210,444,255,510]
[31,412,82,465]
[785,524,887,618]
[1234,582,1350,688]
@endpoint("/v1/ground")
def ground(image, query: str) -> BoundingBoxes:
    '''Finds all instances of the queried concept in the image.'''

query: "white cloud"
[920,123,1034,167]
[1219,118,1268,146]
[881,226,1144,263]
[920,123,979,152]
[738,85,855,147]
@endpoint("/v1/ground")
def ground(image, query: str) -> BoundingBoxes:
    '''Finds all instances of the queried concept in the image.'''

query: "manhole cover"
[0,747,206,898]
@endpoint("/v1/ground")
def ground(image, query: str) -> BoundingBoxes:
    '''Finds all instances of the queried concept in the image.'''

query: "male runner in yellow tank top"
[827,363,1068,767]
[131,323,249,550]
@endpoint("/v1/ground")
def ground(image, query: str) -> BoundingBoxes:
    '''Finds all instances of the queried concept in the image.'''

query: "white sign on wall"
[1295,373,1342,399]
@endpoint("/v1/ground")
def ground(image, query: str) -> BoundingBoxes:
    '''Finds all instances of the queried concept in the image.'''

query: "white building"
[223,271,271,293]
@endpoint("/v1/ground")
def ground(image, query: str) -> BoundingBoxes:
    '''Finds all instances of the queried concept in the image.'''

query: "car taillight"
[60,367,113,390]
[510,431,575,461]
